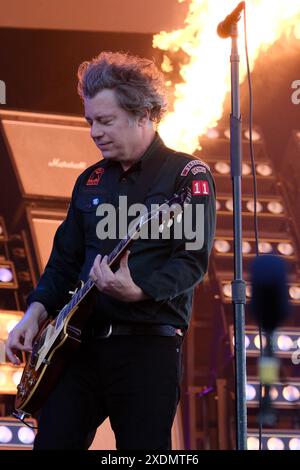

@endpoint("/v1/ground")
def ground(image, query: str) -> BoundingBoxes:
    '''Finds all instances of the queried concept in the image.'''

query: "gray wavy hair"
[77,51,168,124]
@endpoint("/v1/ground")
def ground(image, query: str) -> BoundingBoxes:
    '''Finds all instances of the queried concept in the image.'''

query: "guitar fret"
[108,236,130,265]
[55,278,95,329]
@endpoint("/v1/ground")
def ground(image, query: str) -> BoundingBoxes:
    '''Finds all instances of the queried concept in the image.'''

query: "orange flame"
[153,0,300,153]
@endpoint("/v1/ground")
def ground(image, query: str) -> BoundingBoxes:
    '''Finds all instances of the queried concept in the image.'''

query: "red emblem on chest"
[192,180,210,196]
[86,167,104,186]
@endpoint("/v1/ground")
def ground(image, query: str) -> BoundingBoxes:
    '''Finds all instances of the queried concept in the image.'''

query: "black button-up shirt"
[28,133,216,329]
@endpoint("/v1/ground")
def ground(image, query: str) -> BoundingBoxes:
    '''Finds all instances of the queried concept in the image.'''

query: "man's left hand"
[89,250,149,302]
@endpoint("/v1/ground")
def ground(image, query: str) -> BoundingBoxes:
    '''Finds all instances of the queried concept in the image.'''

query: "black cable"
[11,411,38,430]
[243,4,263,451]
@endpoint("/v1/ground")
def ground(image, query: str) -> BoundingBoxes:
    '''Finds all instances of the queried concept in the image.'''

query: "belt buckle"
[98,324,113,338]
[175,328,184,337]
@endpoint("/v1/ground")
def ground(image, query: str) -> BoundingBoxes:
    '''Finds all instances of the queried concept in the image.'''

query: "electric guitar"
[14,187,191,419]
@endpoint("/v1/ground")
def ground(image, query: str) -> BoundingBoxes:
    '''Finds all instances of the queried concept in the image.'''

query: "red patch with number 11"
[192,180,210,196]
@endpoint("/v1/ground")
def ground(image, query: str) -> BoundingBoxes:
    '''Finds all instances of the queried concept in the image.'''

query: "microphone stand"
[229,22,247,450]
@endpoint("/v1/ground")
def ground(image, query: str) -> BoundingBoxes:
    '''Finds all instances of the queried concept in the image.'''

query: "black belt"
[88,323,184,339]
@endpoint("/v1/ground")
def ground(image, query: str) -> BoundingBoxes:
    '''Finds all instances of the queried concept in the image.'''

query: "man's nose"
[91,123,104,139]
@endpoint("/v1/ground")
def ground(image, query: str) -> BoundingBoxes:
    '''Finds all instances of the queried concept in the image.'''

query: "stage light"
[270,387,279,401]
[246,380,300,407]
[253,334,267,350]
[222,283,232,298]
[221,279,300,306]
[214,240,231,253]
[247,436,259,450]
[0,426,13,444]
[258,242,273,253]
[267,201,284,214]
[216,200,221,211]
[213,237,295,259]
[0,268,13,282]
[289,286,300,301]
[244,129,261,141]
[267,437,284,450]
[289,438,300,450]
[282,386,300,402]
[214,196,286,223]
[246,384,257,401]
[18,427,35,445]
[0,311,23,340]
[0,262,18,289]
[242,241,252,254]
[277,242,294,256]
[248,431,300,450]
[225,199,233,212]
[256,163,272,176]
[246,200,263,213]
[231,334,250,350]
[12,370,23,387]
[224,128,230,139]
[214,162,230,174]
[277,335,294,351]
[206,128,219,139]
[245,285,252,298]
[242,163,251,175]
[0,364,24,394]
[238,327,300,357]
[0,417,36,449]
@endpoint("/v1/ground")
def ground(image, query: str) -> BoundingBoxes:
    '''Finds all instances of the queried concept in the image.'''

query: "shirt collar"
[102,132,165,172]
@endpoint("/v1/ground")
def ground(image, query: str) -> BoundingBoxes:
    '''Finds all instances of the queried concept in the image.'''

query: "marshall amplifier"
[0,109,101,201]
[25,206,67,273]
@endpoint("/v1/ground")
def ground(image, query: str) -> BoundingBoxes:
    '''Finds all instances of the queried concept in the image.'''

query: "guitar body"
[15,292,93,416]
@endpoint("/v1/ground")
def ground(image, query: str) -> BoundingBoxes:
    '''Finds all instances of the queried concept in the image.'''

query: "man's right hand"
[5,302,48,365]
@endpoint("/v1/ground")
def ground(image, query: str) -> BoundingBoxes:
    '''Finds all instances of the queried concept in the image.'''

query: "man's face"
[84,89,143,164]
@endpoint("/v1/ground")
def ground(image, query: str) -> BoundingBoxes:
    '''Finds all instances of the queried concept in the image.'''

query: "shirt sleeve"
[133,167,216,301]
[27,176,85,315]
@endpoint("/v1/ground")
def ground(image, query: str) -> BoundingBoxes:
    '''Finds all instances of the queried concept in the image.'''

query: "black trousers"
[33,334,183,450]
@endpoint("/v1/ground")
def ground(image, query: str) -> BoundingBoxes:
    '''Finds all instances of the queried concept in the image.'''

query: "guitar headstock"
[136,186,192,234]
[164,186,192,207]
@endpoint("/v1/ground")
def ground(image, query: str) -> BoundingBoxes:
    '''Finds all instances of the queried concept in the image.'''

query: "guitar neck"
[55,231,135,329]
